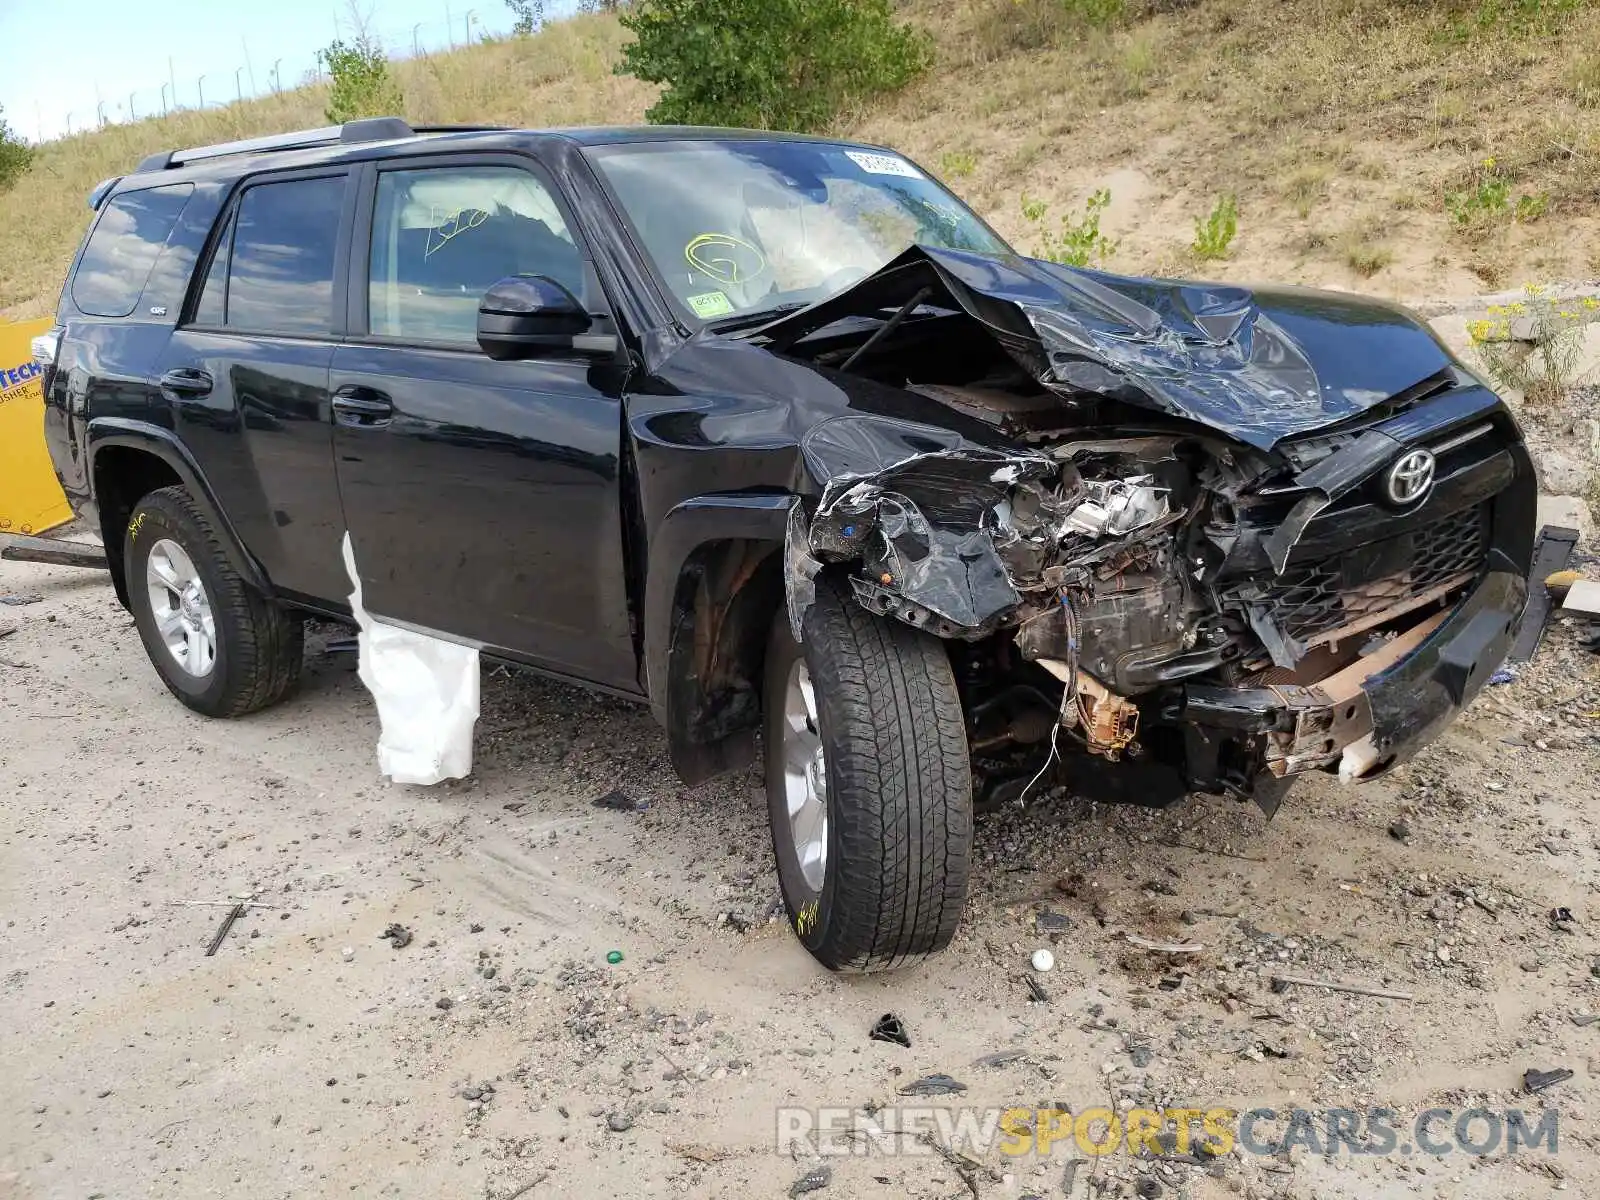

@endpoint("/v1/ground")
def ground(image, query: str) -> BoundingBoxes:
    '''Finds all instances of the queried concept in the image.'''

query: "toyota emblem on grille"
[1385,449,1436,505]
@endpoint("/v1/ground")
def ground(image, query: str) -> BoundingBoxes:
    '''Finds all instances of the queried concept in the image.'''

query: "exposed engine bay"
[769,246,1513,813]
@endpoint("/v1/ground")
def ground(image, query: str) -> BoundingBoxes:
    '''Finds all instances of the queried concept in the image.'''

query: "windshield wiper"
[704,303,811,335]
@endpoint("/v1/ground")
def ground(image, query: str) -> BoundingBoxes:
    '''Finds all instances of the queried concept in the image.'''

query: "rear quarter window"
[71,184,196,317]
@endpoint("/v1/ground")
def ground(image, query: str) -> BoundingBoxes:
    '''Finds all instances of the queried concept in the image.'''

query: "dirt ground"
[2,516,1598,1200]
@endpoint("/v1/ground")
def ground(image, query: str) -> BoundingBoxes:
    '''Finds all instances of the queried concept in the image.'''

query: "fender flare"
[86,417,273,595]
[644,491,793,782]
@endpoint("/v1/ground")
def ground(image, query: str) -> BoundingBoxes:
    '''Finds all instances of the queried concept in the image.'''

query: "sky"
[0,0,538,142]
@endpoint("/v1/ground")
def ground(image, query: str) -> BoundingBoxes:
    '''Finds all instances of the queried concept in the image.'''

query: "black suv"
[38,118,1533,972]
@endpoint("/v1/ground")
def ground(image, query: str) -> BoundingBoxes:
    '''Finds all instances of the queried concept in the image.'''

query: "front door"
[331,156,638,692]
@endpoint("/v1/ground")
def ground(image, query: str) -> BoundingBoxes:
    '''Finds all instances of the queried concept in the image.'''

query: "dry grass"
[0,16,653,320]
[3,1,1598,319]
[866,0,1600,295]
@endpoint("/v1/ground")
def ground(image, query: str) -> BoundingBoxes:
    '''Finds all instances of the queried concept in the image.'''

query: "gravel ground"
[2,555,1598,1200]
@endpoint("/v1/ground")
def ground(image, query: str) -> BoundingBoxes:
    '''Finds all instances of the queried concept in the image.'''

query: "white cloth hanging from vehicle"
[341,533,480,785]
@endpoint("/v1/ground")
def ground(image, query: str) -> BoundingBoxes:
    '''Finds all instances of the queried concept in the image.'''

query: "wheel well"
[664,537,785,784]
[94,447,182,607]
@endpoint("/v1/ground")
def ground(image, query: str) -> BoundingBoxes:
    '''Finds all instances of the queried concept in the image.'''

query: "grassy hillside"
[3,0,1598,322]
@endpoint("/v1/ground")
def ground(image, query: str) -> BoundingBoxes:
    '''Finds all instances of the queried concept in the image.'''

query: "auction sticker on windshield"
[687,290,736,318]
[844,151,923,179]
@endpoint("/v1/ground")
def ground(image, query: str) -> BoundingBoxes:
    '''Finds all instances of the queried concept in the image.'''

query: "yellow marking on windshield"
[685,233,766,285]
[425,206,490,258]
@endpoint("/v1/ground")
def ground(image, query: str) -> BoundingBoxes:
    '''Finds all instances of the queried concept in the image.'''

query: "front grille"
[1239,504,1487,650]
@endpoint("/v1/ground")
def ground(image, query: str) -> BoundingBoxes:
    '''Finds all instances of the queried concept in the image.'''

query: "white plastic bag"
[342,534,480,785]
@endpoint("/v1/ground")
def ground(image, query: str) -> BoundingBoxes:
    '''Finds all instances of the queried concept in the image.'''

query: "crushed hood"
[758,246,1458,451]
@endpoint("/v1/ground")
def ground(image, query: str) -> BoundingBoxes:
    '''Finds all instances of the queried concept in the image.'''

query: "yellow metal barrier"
[0,317,71,536]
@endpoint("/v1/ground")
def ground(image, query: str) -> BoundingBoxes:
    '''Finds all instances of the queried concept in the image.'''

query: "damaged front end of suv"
[770,246,1534,814]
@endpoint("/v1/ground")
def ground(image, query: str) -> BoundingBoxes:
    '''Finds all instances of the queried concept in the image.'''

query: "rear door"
[155,170,353,604]
[330,153,638,692]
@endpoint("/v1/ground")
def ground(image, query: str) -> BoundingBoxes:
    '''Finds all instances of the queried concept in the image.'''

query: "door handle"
[331,386,394,428]
[159,367,213,397]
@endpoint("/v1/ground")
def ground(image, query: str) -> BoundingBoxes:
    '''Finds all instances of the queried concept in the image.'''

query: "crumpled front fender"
[783,412,1064,643]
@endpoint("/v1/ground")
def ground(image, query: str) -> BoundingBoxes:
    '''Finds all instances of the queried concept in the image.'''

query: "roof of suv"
[107,117,882,200]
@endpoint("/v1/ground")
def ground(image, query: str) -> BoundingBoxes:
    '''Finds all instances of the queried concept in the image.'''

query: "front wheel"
[763,575,973,972]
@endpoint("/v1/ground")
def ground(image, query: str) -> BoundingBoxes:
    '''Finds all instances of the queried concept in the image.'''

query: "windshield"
[586,139,1009,324]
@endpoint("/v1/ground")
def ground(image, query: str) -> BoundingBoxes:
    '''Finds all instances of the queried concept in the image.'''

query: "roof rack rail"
[409,124,512,133]
[134,117,416,174]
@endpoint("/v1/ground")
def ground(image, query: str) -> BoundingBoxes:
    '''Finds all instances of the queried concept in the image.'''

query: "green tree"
[506,0,547,35]
[0,105,32,191]
[618,0,931,133]
[319,35,404,124]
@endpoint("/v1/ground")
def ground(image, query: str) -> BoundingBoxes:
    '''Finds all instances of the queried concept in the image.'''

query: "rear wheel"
[125,486,303,717]
[764,575,973,972]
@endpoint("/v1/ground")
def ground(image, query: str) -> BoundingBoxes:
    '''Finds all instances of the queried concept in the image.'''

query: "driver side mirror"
[476,275,594,361]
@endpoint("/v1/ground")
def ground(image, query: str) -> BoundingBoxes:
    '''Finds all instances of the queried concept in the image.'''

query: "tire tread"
[802,575,972,971]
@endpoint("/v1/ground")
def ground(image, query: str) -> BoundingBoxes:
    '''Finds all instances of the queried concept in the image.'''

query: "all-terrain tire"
[764,574,973,972]
[124,485,303,717]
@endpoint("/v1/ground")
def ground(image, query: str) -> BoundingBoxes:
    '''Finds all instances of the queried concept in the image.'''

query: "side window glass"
[72,184,195,317]
[192,213,233,326]
[368,165,585,343]
[226,176,344,336]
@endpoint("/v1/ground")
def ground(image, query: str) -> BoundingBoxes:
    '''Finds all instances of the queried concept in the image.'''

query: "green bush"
[1467,0,1582,35]
[1444,155,1547,232]
[618,0,932,132]
[1192,194,1238,260]
[1021,189,1117,267]
[0,106,31,191]
[320,35,404,124]
[940,149,978,178]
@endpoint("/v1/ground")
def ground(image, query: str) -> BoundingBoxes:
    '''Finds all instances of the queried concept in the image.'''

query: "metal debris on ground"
[0,534,109,569]
[1125,933,1203,954]
[897,1074,968,1096]
[592,788,646,812]
[0,594,43,605]
[204,903,246,956]
[1523,1067,1575,1094]
[380,923,413,949]
[1035,908,1072,932]
[788,1164,832,1196]
[869,1013,911,1048]
[1269,972,1413,1000]
[1550,907,1578,934]
[972,1049,1028,1068]
[1023,974,1050,1004]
